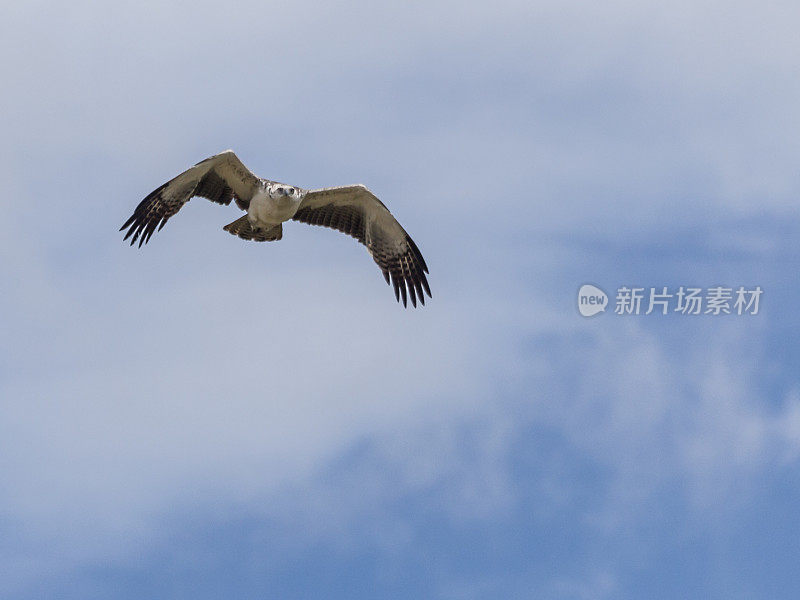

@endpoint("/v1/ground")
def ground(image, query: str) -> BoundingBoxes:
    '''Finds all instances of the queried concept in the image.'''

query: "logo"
[576,283,762,317]
[578,284,608,317]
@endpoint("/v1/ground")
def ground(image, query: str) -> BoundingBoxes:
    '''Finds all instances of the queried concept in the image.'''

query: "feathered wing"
[292,185,431,307]
[120,150,262,247]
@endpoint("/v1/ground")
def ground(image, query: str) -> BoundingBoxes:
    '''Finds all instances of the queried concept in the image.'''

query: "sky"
[2,0,800,598]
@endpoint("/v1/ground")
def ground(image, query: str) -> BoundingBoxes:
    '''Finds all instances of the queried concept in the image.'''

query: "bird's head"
[273,185,298,198]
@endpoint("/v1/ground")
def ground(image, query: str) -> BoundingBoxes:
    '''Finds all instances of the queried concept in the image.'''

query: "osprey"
[120,150,431,307]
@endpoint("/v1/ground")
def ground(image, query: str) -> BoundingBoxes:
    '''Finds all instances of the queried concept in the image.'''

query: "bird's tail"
[222,216,283,242]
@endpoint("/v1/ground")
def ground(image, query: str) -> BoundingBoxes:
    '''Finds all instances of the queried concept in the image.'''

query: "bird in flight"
[120,150,431,307]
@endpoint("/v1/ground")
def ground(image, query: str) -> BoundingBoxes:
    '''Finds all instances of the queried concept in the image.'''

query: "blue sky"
[2,1,800,598]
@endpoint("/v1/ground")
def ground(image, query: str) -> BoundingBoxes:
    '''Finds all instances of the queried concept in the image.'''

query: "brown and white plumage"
[293,185,431,307]
[120,150,431,307]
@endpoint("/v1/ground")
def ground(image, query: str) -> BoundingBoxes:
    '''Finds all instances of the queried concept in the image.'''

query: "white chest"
[247,186,303,226]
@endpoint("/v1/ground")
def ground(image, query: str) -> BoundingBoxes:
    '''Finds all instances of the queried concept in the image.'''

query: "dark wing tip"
[380,237,431,308]
[120,182,182,248]
[406,235,429,274]
[119,215,135,232]
[392,274,401,302]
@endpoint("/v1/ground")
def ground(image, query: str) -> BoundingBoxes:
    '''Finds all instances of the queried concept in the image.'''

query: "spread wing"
[292,185,431,307]
[120,150,262,247]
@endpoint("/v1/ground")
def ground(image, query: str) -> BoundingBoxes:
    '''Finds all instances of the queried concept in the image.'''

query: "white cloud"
[526,315,800,528]
[0,237,513,594]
